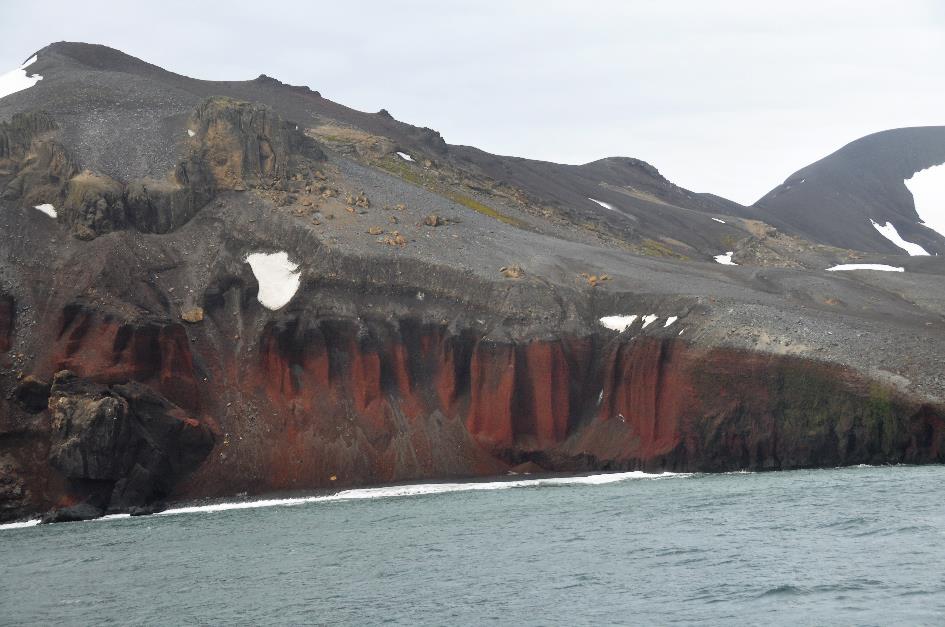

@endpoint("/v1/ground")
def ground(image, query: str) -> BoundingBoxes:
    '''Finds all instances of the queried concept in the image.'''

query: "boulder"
[41,502,104,524]
[180,307,205,323]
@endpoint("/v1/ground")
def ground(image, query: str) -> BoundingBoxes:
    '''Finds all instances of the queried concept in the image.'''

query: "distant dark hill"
[753,127,945,255]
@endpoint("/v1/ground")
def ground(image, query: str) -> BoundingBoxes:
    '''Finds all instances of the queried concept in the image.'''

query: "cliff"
[1,42,944,522]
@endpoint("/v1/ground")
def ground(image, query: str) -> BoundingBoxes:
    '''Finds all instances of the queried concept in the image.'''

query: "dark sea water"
[2,465,945,625]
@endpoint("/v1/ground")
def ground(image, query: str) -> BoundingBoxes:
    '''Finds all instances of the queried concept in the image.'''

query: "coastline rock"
[41,502,104,524]
[46,371,215,517]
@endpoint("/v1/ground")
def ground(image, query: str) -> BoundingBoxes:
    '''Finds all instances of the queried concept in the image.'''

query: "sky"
[1,0,943,205]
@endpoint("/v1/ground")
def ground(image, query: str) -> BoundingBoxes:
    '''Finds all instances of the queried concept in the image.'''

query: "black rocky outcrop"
[44,370,214,521]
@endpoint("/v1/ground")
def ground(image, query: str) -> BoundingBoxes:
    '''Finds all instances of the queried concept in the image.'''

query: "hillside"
[1,42,944,523]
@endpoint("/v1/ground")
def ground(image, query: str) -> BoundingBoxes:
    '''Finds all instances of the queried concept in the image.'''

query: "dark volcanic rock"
[47,371,215,515]
[11,375,50,413]
[60,170,126,239]
[0,455,30,519]
[186,96,324,189]
[0,111,77,205]
[41,502,104,523]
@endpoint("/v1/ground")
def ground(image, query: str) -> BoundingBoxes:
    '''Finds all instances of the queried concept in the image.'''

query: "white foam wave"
[0,472,688,529]
[94,513,131,522]
[159,471,686,518]
[0,518,41,530]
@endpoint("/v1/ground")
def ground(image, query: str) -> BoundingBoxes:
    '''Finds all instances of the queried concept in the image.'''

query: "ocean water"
[2,465,945,625]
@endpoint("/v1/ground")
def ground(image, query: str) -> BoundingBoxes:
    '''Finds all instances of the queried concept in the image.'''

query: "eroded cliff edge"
[2,300,943,522]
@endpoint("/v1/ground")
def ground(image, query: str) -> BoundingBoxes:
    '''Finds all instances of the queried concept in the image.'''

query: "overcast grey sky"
[2,0,943,205]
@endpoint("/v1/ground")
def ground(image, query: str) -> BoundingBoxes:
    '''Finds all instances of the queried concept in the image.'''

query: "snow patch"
[187,129,196,137]
[245,252,301,310]
[826,264,904,273]
[664,316,678,327]
[34,203,56,218]
[588,198,616,211]
[711,217,725,224]
[396,151,414,162]
[714,251,737,265]
[641,314,658,328]
[905,164,945,240]
[0,55,42,100]
[870,220,929,256]
[599,314,637,332]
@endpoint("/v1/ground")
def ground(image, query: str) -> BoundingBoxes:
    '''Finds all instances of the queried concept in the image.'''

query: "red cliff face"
[2,308,944,521]
[46,305,201,411]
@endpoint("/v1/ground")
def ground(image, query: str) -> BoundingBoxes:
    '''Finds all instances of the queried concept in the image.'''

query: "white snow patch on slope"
[714,251,737,265]
[827,264,904,273]
[641,314,658,328]
[0,55,42,99]
[588,198,616,211]
[34,204,56,218]
[664,316,678,327]
[871,220,929,256]
[600,315,637,331]
[711,217,725,224]
[905,164,945,240]
[396,151,414,162]
[187,129,196,137]
[245,252,301,310]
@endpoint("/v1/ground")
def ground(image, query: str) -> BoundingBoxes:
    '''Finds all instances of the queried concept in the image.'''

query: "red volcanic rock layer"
[0,294,12,353]
[2,309,944,520]
[46,305,201,411]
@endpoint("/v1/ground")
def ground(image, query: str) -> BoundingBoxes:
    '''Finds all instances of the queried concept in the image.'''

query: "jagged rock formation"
[0,111,77,206]
[2,96,325,240]
[44,371,214,519]
[0,42,944,522]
